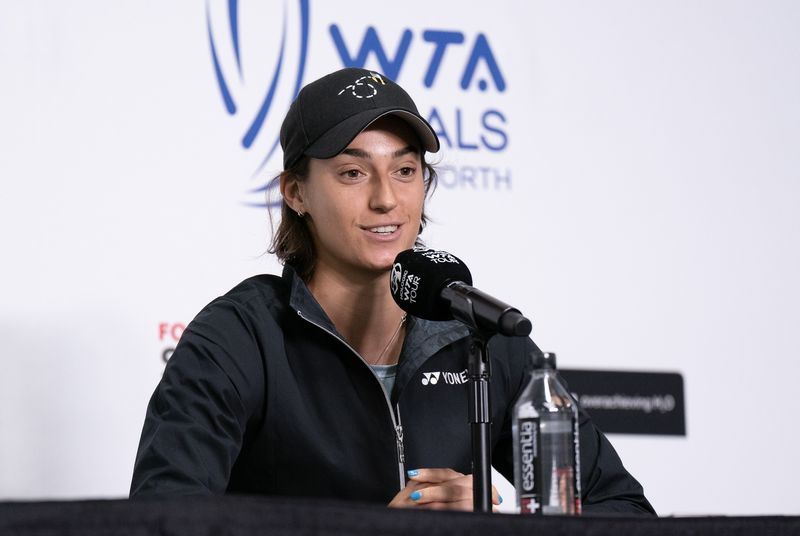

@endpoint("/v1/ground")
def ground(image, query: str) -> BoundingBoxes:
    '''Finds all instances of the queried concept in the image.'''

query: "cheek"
[408,186,426,219]
[309,200,355,244]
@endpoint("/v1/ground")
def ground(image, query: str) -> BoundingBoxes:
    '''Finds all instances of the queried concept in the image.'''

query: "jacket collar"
[284,264,340,335]
[282,264,470,374]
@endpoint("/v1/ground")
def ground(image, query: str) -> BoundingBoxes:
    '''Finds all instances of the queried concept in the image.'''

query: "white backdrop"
[1,1,799,515]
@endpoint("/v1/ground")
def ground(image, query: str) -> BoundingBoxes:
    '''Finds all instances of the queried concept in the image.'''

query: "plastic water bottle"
[512,352,582,515]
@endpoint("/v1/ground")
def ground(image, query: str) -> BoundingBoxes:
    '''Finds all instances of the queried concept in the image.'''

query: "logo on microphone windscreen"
[391,262,421,305]
[390,262,403,295]
[414,246,462,264]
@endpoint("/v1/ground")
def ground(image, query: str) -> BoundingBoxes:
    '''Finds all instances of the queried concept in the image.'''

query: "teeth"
[369,225,398,234]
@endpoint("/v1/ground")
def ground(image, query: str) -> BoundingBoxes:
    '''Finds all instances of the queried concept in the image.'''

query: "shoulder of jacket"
[227,274,288,300]
[194,274,290,322]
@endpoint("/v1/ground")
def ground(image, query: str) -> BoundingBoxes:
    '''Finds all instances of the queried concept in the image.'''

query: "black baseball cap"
[279,68,440,170]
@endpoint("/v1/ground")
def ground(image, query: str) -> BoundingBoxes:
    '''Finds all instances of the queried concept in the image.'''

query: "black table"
[1,495,798,535]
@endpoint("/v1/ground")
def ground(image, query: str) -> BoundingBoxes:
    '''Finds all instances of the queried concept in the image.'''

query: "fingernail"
[410,490,422,501]
[499,495,503,504]
[406,469,419,477]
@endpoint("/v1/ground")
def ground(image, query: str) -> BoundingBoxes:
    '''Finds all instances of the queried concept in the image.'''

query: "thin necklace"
[372,313,408,365]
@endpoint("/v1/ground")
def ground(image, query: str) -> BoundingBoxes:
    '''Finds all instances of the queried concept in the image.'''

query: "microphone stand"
[442,288,494,513]
[467,332,493,513]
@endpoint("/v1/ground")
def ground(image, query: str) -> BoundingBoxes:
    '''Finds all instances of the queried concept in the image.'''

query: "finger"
[491,485,503,506]
[408,482,472,505]
[406,468,465,483]
[388,481,427,509]
[420,499,474,512]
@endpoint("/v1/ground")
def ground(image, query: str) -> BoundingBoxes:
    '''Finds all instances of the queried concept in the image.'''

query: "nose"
[369,174,398,213]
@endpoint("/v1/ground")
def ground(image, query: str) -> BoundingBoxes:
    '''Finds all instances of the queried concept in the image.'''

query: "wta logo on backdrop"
[206,0,512,207]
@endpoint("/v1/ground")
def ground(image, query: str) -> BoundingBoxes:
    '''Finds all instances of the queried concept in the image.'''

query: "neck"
[307,268,407,365]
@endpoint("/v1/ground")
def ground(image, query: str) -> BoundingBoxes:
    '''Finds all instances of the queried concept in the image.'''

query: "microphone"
[390,247,532,337]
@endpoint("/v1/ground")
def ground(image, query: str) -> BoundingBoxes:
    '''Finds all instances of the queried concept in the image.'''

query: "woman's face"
[296,115,426,280]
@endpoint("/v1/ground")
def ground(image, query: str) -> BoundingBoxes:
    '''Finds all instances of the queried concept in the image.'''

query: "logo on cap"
[337,72,387,99]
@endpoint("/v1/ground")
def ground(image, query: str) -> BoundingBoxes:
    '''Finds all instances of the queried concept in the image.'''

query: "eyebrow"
[340,145,420,160]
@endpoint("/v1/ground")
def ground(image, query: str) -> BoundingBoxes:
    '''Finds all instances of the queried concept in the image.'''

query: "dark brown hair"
[268,155,438,281]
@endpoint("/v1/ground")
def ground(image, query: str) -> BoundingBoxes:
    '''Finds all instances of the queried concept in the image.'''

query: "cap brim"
[304,108,440,160]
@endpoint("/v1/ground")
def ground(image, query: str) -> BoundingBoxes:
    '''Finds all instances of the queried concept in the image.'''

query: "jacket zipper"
[296,310,407,490]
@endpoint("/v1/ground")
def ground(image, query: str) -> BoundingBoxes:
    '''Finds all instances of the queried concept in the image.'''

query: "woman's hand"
[388,468,502,511]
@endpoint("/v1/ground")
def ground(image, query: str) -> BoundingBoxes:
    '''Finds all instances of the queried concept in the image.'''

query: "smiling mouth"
[366,225,399,235]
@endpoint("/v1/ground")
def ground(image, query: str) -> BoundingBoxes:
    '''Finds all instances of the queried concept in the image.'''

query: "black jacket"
[131,266,654,514]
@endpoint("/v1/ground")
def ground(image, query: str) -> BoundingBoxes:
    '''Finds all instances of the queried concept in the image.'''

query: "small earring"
[297,210,305,218]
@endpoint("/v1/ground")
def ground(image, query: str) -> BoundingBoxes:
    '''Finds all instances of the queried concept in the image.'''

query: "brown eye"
[342,169,362,179]
[398,167,416,177]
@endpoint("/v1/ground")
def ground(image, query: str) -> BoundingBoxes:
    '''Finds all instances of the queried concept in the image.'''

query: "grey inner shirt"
[370,363,398,397]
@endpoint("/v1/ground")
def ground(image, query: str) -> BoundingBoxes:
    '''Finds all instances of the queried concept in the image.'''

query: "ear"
[280,172,306,215]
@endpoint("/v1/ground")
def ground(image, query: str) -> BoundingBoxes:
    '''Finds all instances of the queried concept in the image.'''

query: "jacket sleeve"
[492,338,656,515]
[130,298,266,497]
[576,409,656,514]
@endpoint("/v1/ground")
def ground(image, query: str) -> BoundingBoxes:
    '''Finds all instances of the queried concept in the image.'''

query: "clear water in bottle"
[512,352,581,515]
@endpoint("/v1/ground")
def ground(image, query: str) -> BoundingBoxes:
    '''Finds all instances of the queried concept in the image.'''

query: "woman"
[131,68,654,513]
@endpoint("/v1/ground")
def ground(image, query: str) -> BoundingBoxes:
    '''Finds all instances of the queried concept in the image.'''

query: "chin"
[369,259,396,274]
[363,253,400,275]
[356,241,414,275]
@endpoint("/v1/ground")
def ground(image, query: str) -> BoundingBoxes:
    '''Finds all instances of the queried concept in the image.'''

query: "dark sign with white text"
[559,369,686,436]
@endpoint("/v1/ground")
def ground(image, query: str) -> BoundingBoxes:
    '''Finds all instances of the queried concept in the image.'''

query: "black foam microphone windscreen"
[390,247,473,320]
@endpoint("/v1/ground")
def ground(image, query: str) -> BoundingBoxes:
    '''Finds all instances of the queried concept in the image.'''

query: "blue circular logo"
[206,0,310,207]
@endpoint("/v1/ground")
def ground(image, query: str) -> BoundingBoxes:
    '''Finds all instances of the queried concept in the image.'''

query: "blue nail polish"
[499,495,503,504]
[407,469,419,477]
[410,490,422,501]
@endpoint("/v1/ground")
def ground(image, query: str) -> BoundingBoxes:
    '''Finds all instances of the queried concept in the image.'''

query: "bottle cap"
[532,351,557,370]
